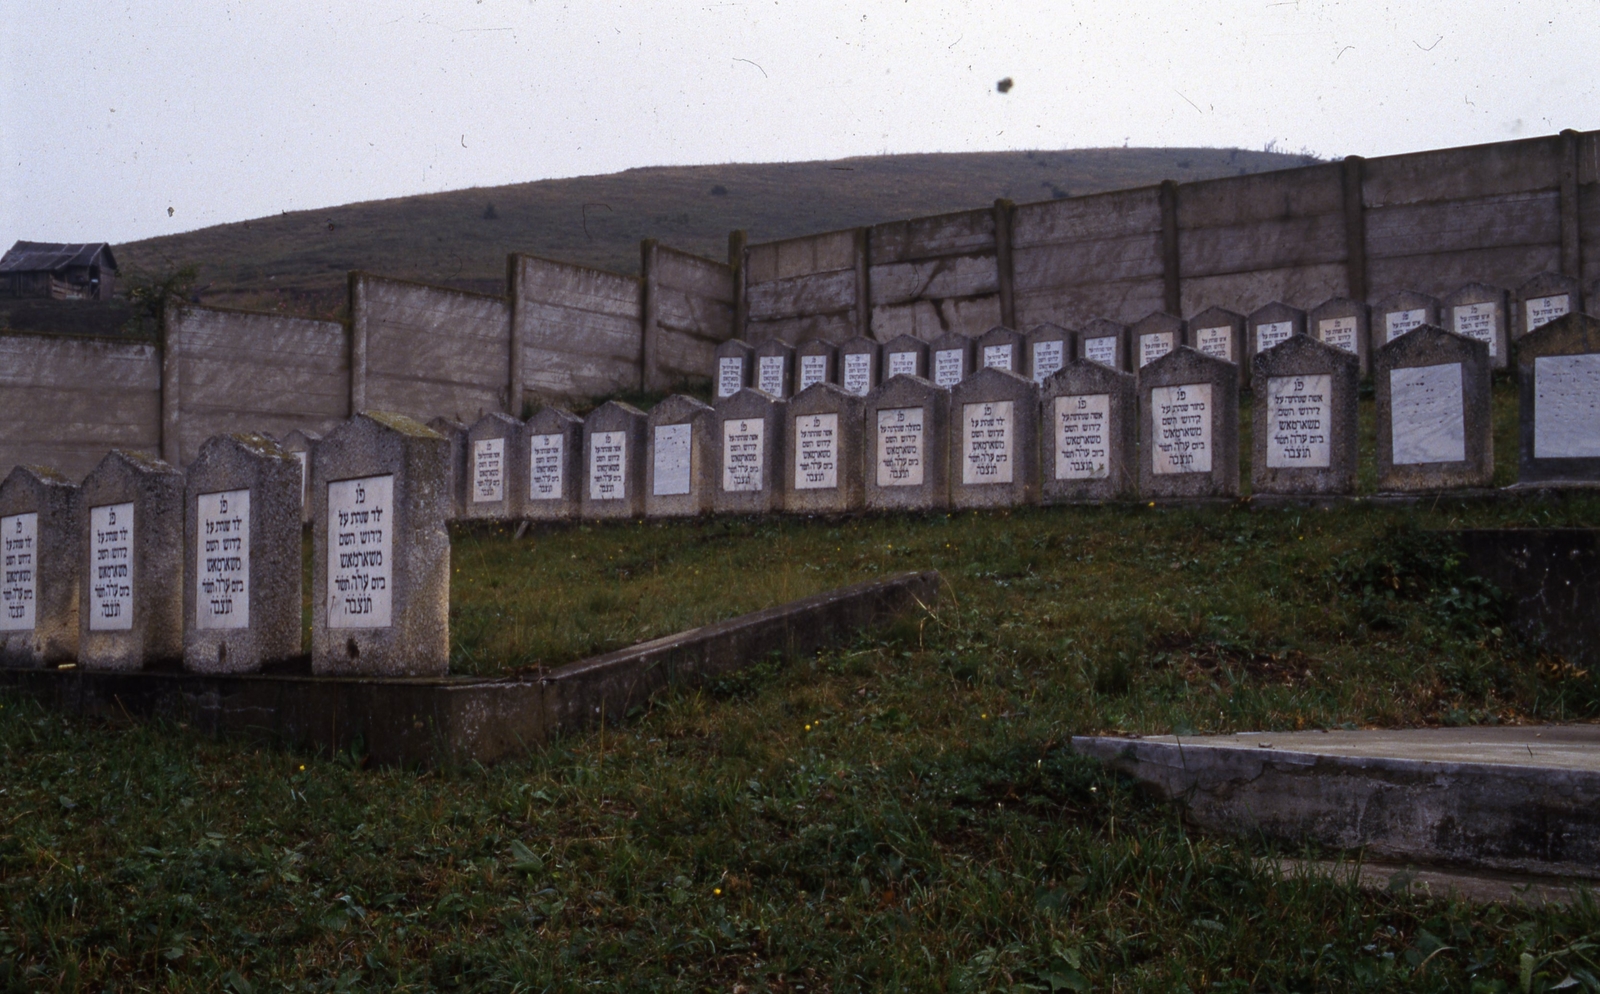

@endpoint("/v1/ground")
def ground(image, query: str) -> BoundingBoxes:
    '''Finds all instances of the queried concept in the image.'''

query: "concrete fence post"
[506,253,524,416]
[853,227,872,341]
[993,199,1017,329]
[1158,181,1182,316]
[639,239,660,393]
[1561,130,1583,282]
[1342,156,1369,304]
[159,299,181,465]
[347,271,368,414]
[728,229,748,342]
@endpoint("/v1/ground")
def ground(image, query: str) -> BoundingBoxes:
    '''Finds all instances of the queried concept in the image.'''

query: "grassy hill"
[114,146,1316,319]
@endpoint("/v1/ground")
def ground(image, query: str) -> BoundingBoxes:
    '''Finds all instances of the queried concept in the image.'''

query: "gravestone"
[426,417,469,520]
[1078,318,1131,372]
[1374,325,1494,491]
[882,334,930,380]
[1516,312,1600,485]
[1185,306,1245,379]
[465,413,526,522]
[865,375,951,511]
[1039,359,1137,503]
[1132,312,1185,370]
[785,382,866,514]
[949,366,1039,509]
[311,412,450,676]
[795,339,837,391]
[714,339,755,400]
[646,394,716,517]
[1250,336,1360,495]
[1138,347,1241,499]
[78,450,185,670]
[838,337,881,397]
[1025,323,1073,386]
[754,339,795,399]
[1371,289,1441,347]
[1515,272,1582,342]
[1246,302,1306,377]
[1443,282,1509,371]
[523,406,583,521]
[183,433,302,673]
[975,325,1025,375]
[280,429,320,525]
[1308,296,1372,377]
[713,388,787,515]
[929,331,975,388]
[581,401,648,520]
[0,465,80,667]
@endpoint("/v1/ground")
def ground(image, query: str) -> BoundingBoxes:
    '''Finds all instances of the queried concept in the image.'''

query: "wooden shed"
[0,241,119,300]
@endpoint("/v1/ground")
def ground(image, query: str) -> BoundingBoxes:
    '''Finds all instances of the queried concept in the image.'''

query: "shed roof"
[0,241,119,274]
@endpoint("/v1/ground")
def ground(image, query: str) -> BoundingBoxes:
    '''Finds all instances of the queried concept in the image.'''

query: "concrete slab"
[1274,858,1600,907]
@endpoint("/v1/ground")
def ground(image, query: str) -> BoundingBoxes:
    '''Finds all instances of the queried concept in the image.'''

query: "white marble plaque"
[1150,383,1213,475]
[1054,394,1110,480]
[1193,326,1232,362]
[722,418,765,492]
[1,512,37,632]
[471,437,504,504]
[982,344,1014,371]
[89,502,133,631]
[196,488,250,630]
[1138,332,1174,368]
[1256,321,1293,353]
[1031,340,1065,384]
[1526,295,1571,334]
[876,407,924,487]
[758,355,787,396]
[1317,317,1359,355]
[842,353,873,396]
[794,413,839,490]
[1266,375,1331,469]
[1534,354,1600,459]
[962,400,1014,484]
[293,451,309,509]
[798,354,829,390]
[326,475,392,628]
[717,356,745,398]
[1084,336,1118,368]
[1452,303,1498,358]
[888,350,920,377]
[529,433,564,500]
[589,431,627,500]
[933,349,965,387]
[1390,363,1465,465]
[652,423,693,496]
[1385,308,1428,342]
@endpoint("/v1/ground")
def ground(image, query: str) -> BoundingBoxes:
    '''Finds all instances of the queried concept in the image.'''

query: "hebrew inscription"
[1150,384,1212,475]
[0,512,37,632]
[1266,375,1331,469]
[196,488,250,630]
[1054,395,1110,481]
[327,475,392,628]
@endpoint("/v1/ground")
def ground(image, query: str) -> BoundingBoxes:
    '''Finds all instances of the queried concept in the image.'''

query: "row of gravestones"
[712,274,1585,399]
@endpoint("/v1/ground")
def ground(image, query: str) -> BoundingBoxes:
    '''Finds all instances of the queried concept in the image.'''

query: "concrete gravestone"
[881,334,929,380]
[714,339,755,400]
[1132,312,1185,370]
[426,417,469,521]
[1371,290,1440,347]
[465,413,526,522]
[0,465,80,667]
[581,401,648,520]
[785,382,865,514]
[1138,347,1240,499]
[280,429,321,525]
[713,388,786,515]
[523,406,583,521]
[865,375,951,511]
[1079,318,1131,372]
[929,331,975,388]
[1443,283,1510,371]
[795,339,837,391]
[311,412,450,676]
[1515,272,1581,342]
[1025,324,1073,386]
[1374,325,1494,492]
[754,339,795,399]
[78,450,185,670]
[1039,359,1137,503]
[976,326,1025,375]
[1246,302,1306,375]
[949,366,1039,509]
[1250,335,1360,495]
[646,394,715,517]
[1308,296,1372,377]
[1185,306,1245,379]
[183,433,302,673]
[1516,312,1600,485]
[838,337,881,398]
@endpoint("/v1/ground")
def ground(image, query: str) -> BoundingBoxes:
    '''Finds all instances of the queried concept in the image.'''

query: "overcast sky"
[3,0,1596,250]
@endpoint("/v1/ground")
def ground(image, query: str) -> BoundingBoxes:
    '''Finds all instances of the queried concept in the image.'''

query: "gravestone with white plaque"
[1184,306,1245,383]
[645,394,715,518]
[838,337,881,398]
[522,406,583,521]
[1370,290,1440,349]
[465,413,527,523]
[1025,324,1074,386]
[581,401,648,520]
[182,433,301,673]
[280,429,320,525]
[1443,282,1510,371]
[975,326,1025,375]
[0,465,80,667]
[1249,335,1360,495]
[714,339,755,400]
[1514,272,1581,342]
[1132,312,1185,370]
[1078,318,1131,373]
[1039,359,1137,503]
[1374,325,1494,492]
[1137,347,1241,499]
[882,334,930,380]
[1308,296,1372,378]
[1245,302,1306,379]
[754,339,795,399]
[949,366,1039,509]
[795,339,837,391]
[1515,312,1600,485]
[426,417,469,521]
[311,412,451,676]
[78,450,185,670]
[929,331,975,389]
[713,388,787,515]
[784,382,865,514]
[865,375,951,512]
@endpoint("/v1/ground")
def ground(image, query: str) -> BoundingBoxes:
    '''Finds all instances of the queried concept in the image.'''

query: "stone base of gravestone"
[1517,313,1600,485]
[1138,347,1240,499]
[646,394,716,517]
[465,413,526,522]
[311,412,451,677]
[184,433,303,673]
[1374,325,1494,492]
[79,451,186,671]
[0,465,81,668]
[581,401,648,520]
[713,389,786,515]
[949,367,1039,509]
[785,382,865,514]
[1039,359,1137,503]
[523,406,583,521]
[1250,336,1360,496]
[865,375,951,511]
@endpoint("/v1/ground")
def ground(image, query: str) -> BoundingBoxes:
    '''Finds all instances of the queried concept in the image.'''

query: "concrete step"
[1272,858,1599,906]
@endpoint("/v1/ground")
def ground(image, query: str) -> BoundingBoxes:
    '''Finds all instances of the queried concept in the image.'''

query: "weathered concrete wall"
[1014,187,1165,328]
[1578,131,1600,309]
[647,244,732,390]
[512,254,641,405]
[744,229,861,346]
[870,208,1000,341]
